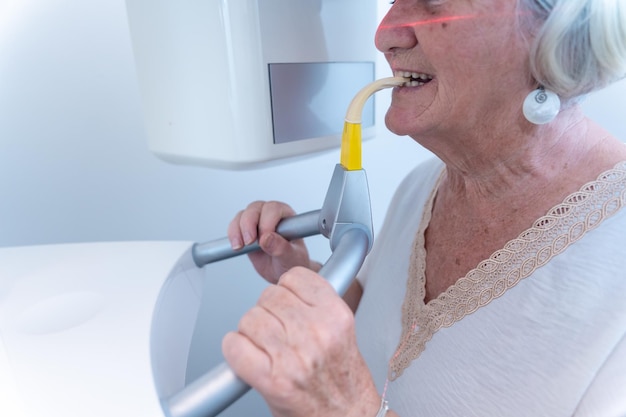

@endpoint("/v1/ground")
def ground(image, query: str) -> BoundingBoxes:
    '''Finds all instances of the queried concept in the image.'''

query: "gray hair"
[519,0,626,101]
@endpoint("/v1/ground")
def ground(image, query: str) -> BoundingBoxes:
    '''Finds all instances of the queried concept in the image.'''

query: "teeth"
[395,71,433,86]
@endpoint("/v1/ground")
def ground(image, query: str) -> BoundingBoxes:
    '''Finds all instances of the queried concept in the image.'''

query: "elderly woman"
[224,0,626,416]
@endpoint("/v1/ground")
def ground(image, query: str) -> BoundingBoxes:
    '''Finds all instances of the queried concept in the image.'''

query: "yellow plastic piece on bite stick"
[340,76,408,171]
[340,122,362,170]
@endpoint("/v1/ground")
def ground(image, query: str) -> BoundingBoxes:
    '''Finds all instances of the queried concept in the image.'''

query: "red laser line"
[378,14,479,30]
[378,10,528,30]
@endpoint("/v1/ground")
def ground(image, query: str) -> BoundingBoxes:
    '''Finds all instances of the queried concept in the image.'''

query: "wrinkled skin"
[222,266,381,417]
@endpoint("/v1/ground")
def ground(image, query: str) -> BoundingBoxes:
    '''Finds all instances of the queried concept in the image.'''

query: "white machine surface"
[0,241,204,416]
[126,0,378,168]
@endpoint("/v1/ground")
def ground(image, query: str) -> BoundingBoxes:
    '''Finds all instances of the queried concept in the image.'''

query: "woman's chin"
[384,112,414,137]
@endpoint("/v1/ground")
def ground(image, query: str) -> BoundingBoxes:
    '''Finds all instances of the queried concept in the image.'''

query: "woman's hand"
[222,267,381,417]
[227,201,316,283]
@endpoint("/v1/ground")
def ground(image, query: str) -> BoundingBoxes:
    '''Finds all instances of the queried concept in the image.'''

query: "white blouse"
[356,157,626,417]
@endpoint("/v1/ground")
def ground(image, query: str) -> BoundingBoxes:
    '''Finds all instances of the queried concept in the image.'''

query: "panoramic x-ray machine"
[0,1,409,416]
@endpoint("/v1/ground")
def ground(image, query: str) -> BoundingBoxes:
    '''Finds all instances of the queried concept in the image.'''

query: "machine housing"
[126,0,378,169]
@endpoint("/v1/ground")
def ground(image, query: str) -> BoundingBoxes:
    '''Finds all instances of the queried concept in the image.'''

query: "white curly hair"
[519,0,626,100]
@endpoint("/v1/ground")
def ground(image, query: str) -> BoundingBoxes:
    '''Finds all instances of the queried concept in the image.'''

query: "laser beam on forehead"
[379,14,479,29]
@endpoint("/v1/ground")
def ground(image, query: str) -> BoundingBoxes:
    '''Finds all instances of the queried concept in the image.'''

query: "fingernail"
[263,233,275,252]
[230,238,243,250]
[243,231,254,246]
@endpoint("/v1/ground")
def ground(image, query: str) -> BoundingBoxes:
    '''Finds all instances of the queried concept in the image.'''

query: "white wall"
[0,1,624,416]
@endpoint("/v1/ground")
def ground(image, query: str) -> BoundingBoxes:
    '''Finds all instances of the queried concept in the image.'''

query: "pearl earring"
[522,87,561,125]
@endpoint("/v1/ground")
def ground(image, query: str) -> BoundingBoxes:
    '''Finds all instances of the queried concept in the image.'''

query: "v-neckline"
[387,161,626,380]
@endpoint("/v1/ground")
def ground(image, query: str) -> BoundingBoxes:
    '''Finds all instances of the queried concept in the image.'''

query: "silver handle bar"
[191,210,322,268]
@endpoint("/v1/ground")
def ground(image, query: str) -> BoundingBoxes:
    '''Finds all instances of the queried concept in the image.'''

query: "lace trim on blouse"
[388,161,626,380]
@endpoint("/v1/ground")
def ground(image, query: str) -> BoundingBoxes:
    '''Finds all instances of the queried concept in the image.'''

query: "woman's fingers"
[227,201,311,282]
[257,201,297,237]
[221,331,271,389]
[227,200,296,250]
[223,267,349,385]
[226,209,245,250]
[223,283,305,394]
[238,200,265,245]
[222,267,378,417]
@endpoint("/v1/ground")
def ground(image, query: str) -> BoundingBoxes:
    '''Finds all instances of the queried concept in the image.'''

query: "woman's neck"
[428,106,623,208]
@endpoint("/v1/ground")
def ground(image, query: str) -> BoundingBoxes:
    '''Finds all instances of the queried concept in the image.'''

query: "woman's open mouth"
[395,71,433,87]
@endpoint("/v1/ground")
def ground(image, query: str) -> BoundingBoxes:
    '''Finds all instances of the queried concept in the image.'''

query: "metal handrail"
[160,164,374,417]
[163,228,370,417]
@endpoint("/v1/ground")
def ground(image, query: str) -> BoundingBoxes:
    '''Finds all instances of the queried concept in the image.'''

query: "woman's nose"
[375,5,419,53]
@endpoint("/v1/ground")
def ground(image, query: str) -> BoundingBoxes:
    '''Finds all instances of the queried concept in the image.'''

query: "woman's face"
[376,0,534,140]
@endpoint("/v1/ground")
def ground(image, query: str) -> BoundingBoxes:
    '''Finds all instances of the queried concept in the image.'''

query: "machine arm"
[160,77,408,417]
[164,227,369,417]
